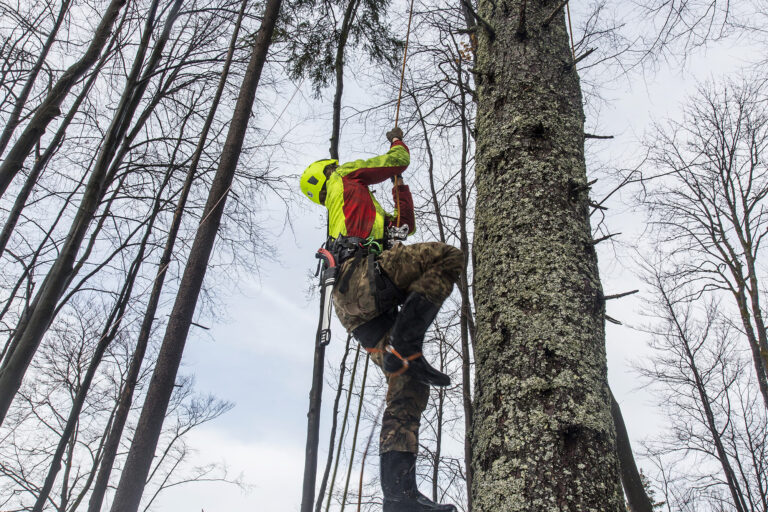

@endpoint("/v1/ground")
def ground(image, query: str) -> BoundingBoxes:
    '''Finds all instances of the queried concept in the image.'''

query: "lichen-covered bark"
[470,1,624,510]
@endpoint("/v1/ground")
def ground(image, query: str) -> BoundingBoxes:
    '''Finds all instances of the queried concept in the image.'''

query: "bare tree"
[0,0,184,426]
[637,268,767,511]
[0,0,128,198]
[108,0,284,508]
[640,79,768,408]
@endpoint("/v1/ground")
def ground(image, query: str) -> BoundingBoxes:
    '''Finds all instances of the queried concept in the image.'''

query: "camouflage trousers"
[332,242,463,453]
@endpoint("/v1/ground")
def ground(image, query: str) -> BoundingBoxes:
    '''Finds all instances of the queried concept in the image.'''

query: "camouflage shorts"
[332,241,463,453]
[332,242,463,332]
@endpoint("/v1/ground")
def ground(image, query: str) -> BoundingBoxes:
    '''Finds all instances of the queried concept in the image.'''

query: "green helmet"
[300,159,337,205]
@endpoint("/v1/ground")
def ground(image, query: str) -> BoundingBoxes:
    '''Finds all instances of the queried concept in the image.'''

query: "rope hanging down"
[394,0,416,128]
[393,0,415,227]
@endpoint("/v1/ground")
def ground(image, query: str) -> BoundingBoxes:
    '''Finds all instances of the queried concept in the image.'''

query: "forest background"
[0,0,766,510]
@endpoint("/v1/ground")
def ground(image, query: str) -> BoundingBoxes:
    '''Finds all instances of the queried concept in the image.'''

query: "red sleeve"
[392,183,415,234]
[344,141,410,185]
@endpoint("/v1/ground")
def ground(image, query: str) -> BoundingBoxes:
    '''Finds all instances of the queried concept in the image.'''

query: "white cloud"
[151,426,305,512]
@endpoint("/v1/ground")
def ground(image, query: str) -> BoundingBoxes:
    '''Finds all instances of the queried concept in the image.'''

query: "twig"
[571,178,598,194]
[605,315,622,325]
[590,232,621,245]
[461,0,495,40]
[190,321,210,330]
[571,47,596,67]
[589,200,608,211]
[604,290,639,301]
[542,0,569,27]
[584,133,614,140]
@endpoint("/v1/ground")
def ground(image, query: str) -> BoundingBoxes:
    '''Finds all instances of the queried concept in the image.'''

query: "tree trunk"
[660,285,750,512]
[85,1,249,509]
[610,390,654,512]
[0,0,127,198]
[0,42,111,259]
[0,0,180,427]
[470,1,624,510]
[328,0,362,160]
[31,185,163,512]
[314,336,352,512]
[108,0,283,507]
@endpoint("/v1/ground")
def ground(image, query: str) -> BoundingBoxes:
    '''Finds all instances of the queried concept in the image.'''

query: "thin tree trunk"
[85,1,249,508]
[470,1,624,510]
[433,341,445,502]
[0,36,114,259]
[0,0,181,426]
[660,285,750,512]
[0,0,128,198]
[108,0,283,507]
[453,42,475,510]
[0,0,73,158]
[328,0,362,160]
[314,336,352,512]
[609,390,654,512]
[732,290,768,409]
[31,162,171,512]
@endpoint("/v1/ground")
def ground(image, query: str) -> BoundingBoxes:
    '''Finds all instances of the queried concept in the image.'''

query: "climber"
[300,127,462,512]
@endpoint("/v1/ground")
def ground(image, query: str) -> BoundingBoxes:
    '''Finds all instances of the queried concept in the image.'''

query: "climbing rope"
[394,0,416,128]
[392,0,416,228]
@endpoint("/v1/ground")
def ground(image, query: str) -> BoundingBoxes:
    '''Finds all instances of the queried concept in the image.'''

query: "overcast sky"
[139,13,764,512]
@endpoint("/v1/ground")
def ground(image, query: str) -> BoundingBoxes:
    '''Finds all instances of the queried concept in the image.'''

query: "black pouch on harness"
[350,254,406,348]
[367,253,405,313]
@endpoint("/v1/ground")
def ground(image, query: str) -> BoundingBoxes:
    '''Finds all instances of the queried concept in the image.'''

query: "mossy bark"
[470,1,624,510]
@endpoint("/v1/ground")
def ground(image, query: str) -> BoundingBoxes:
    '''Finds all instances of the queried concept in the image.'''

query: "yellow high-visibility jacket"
[325,141,415,240]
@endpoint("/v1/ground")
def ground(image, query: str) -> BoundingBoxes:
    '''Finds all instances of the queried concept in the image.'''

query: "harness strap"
[385,345,422,376]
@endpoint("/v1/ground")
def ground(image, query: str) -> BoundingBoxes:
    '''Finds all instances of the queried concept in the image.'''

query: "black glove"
[386,127,404,143]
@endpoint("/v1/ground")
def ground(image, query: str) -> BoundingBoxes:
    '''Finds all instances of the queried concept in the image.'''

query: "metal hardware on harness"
[387,223,409,245]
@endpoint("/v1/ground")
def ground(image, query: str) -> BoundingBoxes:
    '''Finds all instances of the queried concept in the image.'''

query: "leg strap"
[385,345,422,376]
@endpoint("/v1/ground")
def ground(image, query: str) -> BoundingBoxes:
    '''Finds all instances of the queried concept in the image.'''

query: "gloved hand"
[386,127,404,143]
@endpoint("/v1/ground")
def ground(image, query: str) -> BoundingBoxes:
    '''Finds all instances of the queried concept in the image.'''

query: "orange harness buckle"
[385,345,422,376]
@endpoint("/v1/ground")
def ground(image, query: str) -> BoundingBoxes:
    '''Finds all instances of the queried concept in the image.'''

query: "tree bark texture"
[108,0,283,508]
[470,1,624,510]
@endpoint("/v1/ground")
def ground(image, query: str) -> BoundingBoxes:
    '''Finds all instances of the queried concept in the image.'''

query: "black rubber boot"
[381,451,457,512]
[382,293,450,387]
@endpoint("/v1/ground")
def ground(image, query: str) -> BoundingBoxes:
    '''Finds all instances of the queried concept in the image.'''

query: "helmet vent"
[307,176,319,185]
